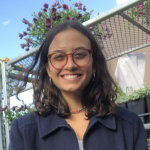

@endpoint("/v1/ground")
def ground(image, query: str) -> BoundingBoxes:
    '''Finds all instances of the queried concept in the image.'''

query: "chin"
[61,85,84,93]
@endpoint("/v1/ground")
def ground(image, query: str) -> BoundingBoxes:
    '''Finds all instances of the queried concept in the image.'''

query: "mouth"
[61,74,82,80]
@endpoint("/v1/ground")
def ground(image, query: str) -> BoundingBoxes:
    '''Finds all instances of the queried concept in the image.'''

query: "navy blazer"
[9,106,148,150]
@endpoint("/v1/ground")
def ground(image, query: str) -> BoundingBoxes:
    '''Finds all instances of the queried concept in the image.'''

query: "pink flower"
[51,7,56,13]
[83,7,86,11]
[138,5,143,9]
[26,42,30,47]
[17,107,22,112]
[74,2,78,7]
[139,3,143,5]
[99,43,104,48]
[63,4,69,10]
[0,106,7,112]
[52,3,56,7]
[27,27,30,31]
[139,11,145,15]
[25,38,32,43]
[78,5,82,10]
[33,18,38,23]
[102,35,106,40]
[97,33,102,39]
[46,18,51,25]
[78,1,82,6]
[19,33,23,39]
[23,32,27,36]
[52,13,61,21]
[91,31,95,35]
[25,47,29,51]
[21,44,26,49]
[38,11,42,17]
[43,8,47,12]
[98,31,103,35]
[66,16,72,21]
[106,28,110,33]
[43,3,48,8]
[106,33,112,38]
[22,18,28,24]
[56,1,59,6]
[11,106,17,111]
[46,24,51,30]
[76,13,82,18]
[28,23,32,27]
[89,27,93,31]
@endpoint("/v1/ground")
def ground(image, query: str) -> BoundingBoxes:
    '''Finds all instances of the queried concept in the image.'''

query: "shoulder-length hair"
[17,20,117,119]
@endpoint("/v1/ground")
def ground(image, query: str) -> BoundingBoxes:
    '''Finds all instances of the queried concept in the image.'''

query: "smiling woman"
[9,21,148,150]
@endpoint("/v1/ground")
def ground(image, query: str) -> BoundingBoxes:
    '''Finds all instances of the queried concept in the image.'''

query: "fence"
[0,0,150,149]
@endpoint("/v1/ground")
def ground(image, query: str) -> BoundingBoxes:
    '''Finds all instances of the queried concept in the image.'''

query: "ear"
[45,63,51,78]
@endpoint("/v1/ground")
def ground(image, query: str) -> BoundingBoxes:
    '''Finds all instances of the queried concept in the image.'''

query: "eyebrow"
[51,46,89,53]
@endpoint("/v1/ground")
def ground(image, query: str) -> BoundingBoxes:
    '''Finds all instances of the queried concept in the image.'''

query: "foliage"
[89,23,113,50]
[19,1,93,51]
[115,82,150,104]
[124,1,150,29]
[0,102,36,124]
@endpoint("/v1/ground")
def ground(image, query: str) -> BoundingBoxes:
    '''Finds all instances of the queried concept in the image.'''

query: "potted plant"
[125,83,150,123]
[0,102,35,125]
[19,1,93,51]
[143,82,150,122]
[124,1,150,29]
[115,85,128,108]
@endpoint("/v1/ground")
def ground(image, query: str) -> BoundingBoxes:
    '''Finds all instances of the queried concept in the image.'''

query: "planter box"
[127,98,146,123]
[118,102,127,108]
[145,95,150,123]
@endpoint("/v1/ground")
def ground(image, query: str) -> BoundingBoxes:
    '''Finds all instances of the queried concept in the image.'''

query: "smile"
[61,74,82,80]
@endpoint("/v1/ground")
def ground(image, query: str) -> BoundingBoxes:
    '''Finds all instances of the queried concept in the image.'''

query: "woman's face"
[46,28,95,94]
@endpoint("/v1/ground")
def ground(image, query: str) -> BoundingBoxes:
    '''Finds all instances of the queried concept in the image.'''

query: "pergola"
[0,0,150,149]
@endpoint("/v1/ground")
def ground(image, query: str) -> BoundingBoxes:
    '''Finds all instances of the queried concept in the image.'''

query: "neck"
[61,90,83,111]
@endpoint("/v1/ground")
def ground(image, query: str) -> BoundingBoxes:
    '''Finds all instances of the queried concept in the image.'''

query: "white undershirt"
[78,141,84,150]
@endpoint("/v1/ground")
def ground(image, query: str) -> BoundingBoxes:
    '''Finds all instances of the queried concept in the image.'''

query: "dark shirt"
[9,106,148,150]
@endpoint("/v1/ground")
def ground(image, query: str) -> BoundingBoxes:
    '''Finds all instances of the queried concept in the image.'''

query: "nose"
[63,54,77,70]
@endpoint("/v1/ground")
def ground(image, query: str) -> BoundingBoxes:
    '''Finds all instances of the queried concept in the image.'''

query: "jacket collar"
[37,113,116,138]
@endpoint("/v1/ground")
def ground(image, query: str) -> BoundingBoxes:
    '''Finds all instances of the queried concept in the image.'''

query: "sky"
[0,0,129,107]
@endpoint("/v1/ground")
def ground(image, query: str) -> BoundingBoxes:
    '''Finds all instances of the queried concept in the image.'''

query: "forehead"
[48,28,91,52]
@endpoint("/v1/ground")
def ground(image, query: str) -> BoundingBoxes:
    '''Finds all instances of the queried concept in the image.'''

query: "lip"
[60,74,82,81]
[60,73,82,77]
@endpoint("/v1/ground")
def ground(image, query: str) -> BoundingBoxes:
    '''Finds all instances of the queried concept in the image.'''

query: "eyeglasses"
[47,49,93,70]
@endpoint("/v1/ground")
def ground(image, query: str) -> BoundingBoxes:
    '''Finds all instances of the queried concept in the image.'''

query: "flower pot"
[118,102,127,108]
[127,98,146,123]
[145,95,150,123]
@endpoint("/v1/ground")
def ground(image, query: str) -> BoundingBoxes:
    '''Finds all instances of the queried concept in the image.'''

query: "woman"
[9,21,148,150]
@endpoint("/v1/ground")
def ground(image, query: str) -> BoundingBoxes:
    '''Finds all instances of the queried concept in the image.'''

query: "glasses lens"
[73,50,90,66]
[51,52,66,69]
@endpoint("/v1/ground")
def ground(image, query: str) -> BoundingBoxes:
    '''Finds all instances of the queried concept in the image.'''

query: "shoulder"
[11,112,38,131]
[116,106,140,125]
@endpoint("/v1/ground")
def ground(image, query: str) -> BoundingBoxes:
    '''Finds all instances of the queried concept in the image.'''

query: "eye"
[52,53,65,60]
[74,51,88,58]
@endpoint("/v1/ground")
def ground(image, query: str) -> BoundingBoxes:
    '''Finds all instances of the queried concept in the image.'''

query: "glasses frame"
[47,49,93,70]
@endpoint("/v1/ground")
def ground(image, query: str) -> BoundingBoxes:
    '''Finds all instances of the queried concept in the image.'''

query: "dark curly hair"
[17,20,117,119]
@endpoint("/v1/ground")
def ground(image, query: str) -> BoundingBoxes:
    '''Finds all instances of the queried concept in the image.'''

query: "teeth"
[63,75,78,79]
